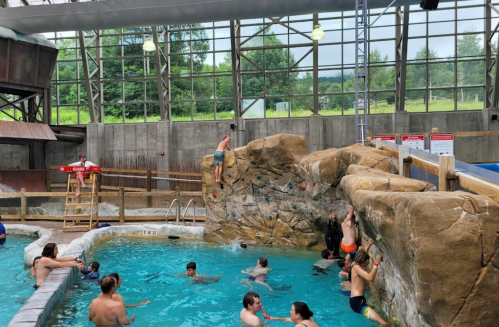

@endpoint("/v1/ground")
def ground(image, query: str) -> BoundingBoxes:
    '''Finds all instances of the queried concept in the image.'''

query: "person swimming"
[241,257,272,291]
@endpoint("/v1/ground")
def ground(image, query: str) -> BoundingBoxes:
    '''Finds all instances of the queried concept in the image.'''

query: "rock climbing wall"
[202,133,413,247]
[202,133,499,326]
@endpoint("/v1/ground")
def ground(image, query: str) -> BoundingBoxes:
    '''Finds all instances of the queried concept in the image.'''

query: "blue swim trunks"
[214,151,224,165]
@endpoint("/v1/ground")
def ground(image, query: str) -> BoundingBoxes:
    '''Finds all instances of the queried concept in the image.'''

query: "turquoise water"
[49,237,378,327]
[0,235,36,326]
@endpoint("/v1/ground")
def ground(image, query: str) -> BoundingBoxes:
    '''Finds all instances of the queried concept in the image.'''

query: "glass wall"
[39,0,489,124]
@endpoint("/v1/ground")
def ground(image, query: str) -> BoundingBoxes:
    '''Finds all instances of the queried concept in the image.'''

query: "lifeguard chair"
[58,166,101,232]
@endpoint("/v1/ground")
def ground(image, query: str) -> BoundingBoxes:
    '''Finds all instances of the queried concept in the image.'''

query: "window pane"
[290,96,313,117]
[319,45,342,68]
[320,95,342,116]
[146,103,160,121]
[428,89,454,111]
[171,102,191,121]
[193,77,214,99]
[457,60,484,86]
[407,64,427,88]
[124,81,144,102]
[266,97,289,118]
[457,87,484,110]
[428,36,455,59]
[171,78,192,100]
[194,101,214,120]
[428,22,455,35]
[215,100,234,120]
[405,91,427,113]
[429,63,454,87]
[59,106,78,125]
[242,74,263,97]
[369,92,395,114]
[457,34,484,58]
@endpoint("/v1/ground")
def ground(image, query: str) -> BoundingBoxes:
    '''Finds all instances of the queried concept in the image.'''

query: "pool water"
[49,237,379,327]
[0,235,36,326]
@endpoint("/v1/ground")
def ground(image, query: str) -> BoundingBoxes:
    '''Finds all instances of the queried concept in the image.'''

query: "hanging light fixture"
[143,37,156,52]
[311,24,325,41]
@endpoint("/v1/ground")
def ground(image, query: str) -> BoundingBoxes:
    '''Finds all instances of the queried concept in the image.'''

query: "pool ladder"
[165,199,197,225]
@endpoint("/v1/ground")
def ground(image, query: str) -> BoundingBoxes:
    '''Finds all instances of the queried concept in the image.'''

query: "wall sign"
[430,134,454,155]
[373,135,396,143]
[401,134,425,150]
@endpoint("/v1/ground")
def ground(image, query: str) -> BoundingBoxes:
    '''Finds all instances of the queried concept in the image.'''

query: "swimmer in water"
[241,257,272,291]
[184,262,221,285]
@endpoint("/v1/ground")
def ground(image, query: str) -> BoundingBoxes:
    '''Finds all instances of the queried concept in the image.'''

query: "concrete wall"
[0,144,28,169]
[0,110,496,172]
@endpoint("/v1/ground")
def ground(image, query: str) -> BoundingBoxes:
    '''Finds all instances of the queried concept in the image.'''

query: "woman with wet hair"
[262,302,320,326]
[289,302,319,327]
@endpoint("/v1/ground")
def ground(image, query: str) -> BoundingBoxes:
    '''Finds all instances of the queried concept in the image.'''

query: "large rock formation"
[341,174,499,327]
[202,133,499,326]
[202,134,431,247]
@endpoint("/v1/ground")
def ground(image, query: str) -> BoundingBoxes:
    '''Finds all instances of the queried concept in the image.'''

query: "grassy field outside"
[0,99,484,124]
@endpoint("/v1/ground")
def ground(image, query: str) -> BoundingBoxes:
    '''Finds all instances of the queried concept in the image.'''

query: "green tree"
[457,33,484,103]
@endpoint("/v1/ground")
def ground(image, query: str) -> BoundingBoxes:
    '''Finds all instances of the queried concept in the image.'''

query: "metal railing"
[165,199,178,224]
[181,199,196,226]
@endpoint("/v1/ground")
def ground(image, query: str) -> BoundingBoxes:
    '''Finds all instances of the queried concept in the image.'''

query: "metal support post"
[230,20,242,118]
[395,6,409,112]
[355,0,368,144]
[78,30,103,123]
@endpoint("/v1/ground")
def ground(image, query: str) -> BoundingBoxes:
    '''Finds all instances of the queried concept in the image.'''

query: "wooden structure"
[60,166,100,232]
[369,138,499,202]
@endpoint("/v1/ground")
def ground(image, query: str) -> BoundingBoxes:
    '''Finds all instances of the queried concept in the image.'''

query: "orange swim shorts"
[341,243,358,254]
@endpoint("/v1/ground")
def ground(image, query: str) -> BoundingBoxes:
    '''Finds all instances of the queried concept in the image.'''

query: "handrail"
[181,199,196,226]
[165,199,178,223]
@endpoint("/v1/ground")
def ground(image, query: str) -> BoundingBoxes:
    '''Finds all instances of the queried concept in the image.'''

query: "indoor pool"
[0,235,36,326]
[49,237,380,327]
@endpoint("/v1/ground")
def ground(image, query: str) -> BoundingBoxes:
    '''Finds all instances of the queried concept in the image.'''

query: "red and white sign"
[58,166,101,173]
[429,134,454,155]
[373,135,396,143]
[402,135,425,150]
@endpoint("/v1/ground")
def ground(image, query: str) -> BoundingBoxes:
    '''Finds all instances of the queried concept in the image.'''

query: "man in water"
[88,276,136,326]
[214,135,231,186]
[350,250,387,325]
[341,205,358,261]
[241,257,272,291]
[0,214,5,247]
[35,243,85,289]
[240,291,265,327]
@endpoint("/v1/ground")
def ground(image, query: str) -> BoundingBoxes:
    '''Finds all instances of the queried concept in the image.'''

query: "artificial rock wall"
[202,133,499,327]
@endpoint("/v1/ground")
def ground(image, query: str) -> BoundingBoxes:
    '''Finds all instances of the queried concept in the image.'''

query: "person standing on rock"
[341,205,358,261]
[349,250,387,325]
[214,135,231,186]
